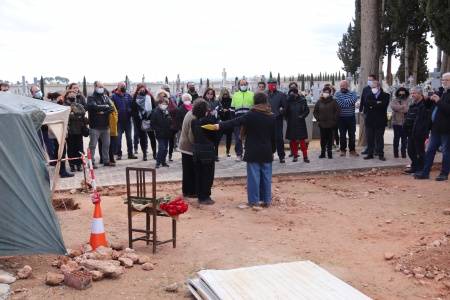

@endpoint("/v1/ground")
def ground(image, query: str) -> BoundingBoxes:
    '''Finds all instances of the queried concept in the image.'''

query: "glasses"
[206,92,214,95]
[223,94,229,96]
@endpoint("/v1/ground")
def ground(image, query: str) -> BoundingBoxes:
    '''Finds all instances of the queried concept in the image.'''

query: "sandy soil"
[2,166,450,300]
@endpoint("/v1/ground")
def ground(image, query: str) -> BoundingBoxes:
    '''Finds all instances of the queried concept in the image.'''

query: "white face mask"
[184,100,191,105]
[371,88,378,94]
[161,104,168,110]
[323,93,329,98]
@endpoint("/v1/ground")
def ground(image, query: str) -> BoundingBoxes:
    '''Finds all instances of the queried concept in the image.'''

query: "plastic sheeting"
[0,93,67,256]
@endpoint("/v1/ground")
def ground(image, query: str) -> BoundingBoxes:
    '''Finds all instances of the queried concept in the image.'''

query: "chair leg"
[172,219,176,249]
[152,215,157,254]
[146,212,150,245]
[128,210,133,249]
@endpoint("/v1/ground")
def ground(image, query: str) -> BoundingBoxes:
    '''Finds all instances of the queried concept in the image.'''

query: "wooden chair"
[126,167,176,253]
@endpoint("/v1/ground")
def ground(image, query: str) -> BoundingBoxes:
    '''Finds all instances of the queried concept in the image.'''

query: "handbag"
[81,123,90,137]
[141,119,153,132]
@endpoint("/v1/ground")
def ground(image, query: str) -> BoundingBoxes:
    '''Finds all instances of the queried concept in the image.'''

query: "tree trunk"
[378,54,384,84]
[412,43,419,86]
[437,46,442,72]
[441,52,448,74]
[386,48,392,85]
[358,0,380,147]
[404,34,409,84]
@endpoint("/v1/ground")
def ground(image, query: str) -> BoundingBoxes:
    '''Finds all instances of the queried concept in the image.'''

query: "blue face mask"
[35,91,43,98]
[367,80,372,86]
[97,88,104,94]
[240,86,248,92]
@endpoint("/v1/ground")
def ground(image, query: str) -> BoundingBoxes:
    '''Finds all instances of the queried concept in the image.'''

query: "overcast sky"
[1,0,437,84]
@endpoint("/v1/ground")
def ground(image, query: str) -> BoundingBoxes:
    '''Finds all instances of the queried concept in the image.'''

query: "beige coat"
[178,110,195,155]
[390,97,411,126]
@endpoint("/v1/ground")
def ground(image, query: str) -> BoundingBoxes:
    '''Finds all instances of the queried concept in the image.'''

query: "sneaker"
[349,151,359,157]
[235,155,242,162]
[169,155,173,161]
[226,152,231,157]
[340,151,346,157]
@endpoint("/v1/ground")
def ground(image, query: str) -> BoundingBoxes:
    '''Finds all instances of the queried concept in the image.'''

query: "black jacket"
[150,108,172,139]
[429,91,450,135]
[402,99,431,140]
[285,95,310,140]
[364,91,390,128]
[176,105,190,132]
[220,97,232,121]
[265,89,286,120]
[220,109,276,163]
[87,91,114,129]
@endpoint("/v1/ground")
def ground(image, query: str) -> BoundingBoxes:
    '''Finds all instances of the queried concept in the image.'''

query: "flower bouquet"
[158,197,189,217]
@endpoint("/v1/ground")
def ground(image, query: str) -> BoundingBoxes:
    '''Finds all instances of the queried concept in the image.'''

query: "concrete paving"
[51,128,442,191]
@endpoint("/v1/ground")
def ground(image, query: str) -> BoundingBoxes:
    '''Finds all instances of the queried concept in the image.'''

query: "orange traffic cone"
[89,203,107,251]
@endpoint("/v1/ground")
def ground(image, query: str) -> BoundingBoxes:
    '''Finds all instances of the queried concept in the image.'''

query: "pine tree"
[83,76,87,97]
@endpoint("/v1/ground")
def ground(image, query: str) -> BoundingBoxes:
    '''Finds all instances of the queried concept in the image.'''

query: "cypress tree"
[269,71,273,79]
[40,75,45,95]
[301,74,305,91]
[277,73,280,85]
[83,76,87,97]
[165,76,168,84]
[206,78,210,87]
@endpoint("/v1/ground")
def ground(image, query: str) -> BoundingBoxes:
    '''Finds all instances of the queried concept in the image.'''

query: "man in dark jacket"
[88,81,115,168]
[402,86,431,175]
[414,73,450,181]
[265,78,287,163]
[360,74,377,155]
[363,81,390,161]
[111,82,137,160]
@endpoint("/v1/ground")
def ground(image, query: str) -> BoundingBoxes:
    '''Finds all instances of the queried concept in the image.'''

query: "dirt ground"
[2,165,450,300]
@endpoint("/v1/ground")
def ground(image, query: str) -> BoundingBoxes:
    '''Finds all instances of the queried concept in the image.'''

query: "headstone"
[430,68,441,91]
[221,68,227,89]
[312,87,320,103]
[22,76,26,95]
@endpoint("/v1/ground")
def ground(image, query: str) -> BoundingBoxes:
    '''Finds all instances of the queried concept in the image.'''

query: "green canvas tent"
[0,92,68,256]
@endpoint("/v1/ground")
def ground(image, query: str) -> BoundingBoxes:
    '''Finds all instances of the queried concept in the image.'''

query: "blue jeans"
[116,122,133,156]
[421,133,450,176]
[234,126,243,156]
[338,116,356,152]
[393,125,407,155]
[276,119,286,159]
[156,138,168,164]
[247,162,272,205]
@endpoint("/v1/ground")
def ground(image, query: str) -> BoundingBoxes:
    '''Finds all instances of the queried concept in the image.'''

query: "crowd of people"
[1,72,449,206]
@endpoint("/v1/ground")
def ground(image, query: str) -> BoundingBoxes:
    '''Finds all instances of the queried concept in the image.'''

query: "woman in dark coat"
[313,86,341,159]
[130,83,157,161]
[285,88,310,163]
[218,88,233,157]
[188,99,217,205]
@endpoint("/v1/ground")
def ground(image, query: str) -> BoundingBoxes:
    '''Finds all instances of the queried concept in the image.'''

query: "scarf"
[240,103,273,145]
[136,94,152,117]
[184,103,192,111]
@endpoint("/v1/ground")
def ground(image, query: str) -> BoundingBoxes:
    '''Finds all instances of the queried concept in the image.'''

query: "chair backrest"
[126,167,157,209]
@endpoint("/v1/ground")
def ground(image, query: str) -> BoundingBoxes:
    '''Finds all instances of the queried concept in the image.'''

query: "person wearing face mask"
[313,87,341,159]
[360,74,377,155]
[265,78,287,163]
[110,82,137,161]
[203,88,222,162]
[391,87,411,158]
[218,88,233,157]
[230,79,254,161]
[31,85,55,163]
[87,81,115,169]
[151,90,173,168]
[1,83,10,92]
[162,84,179,162]
[130,84,157,161]
[414,73,450,181]
[284,88,310,163]
[363,81,390,161]
[334,80,359,157]
[68,82,87,108]
[186,81,200,102]
[64,90,86,173]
